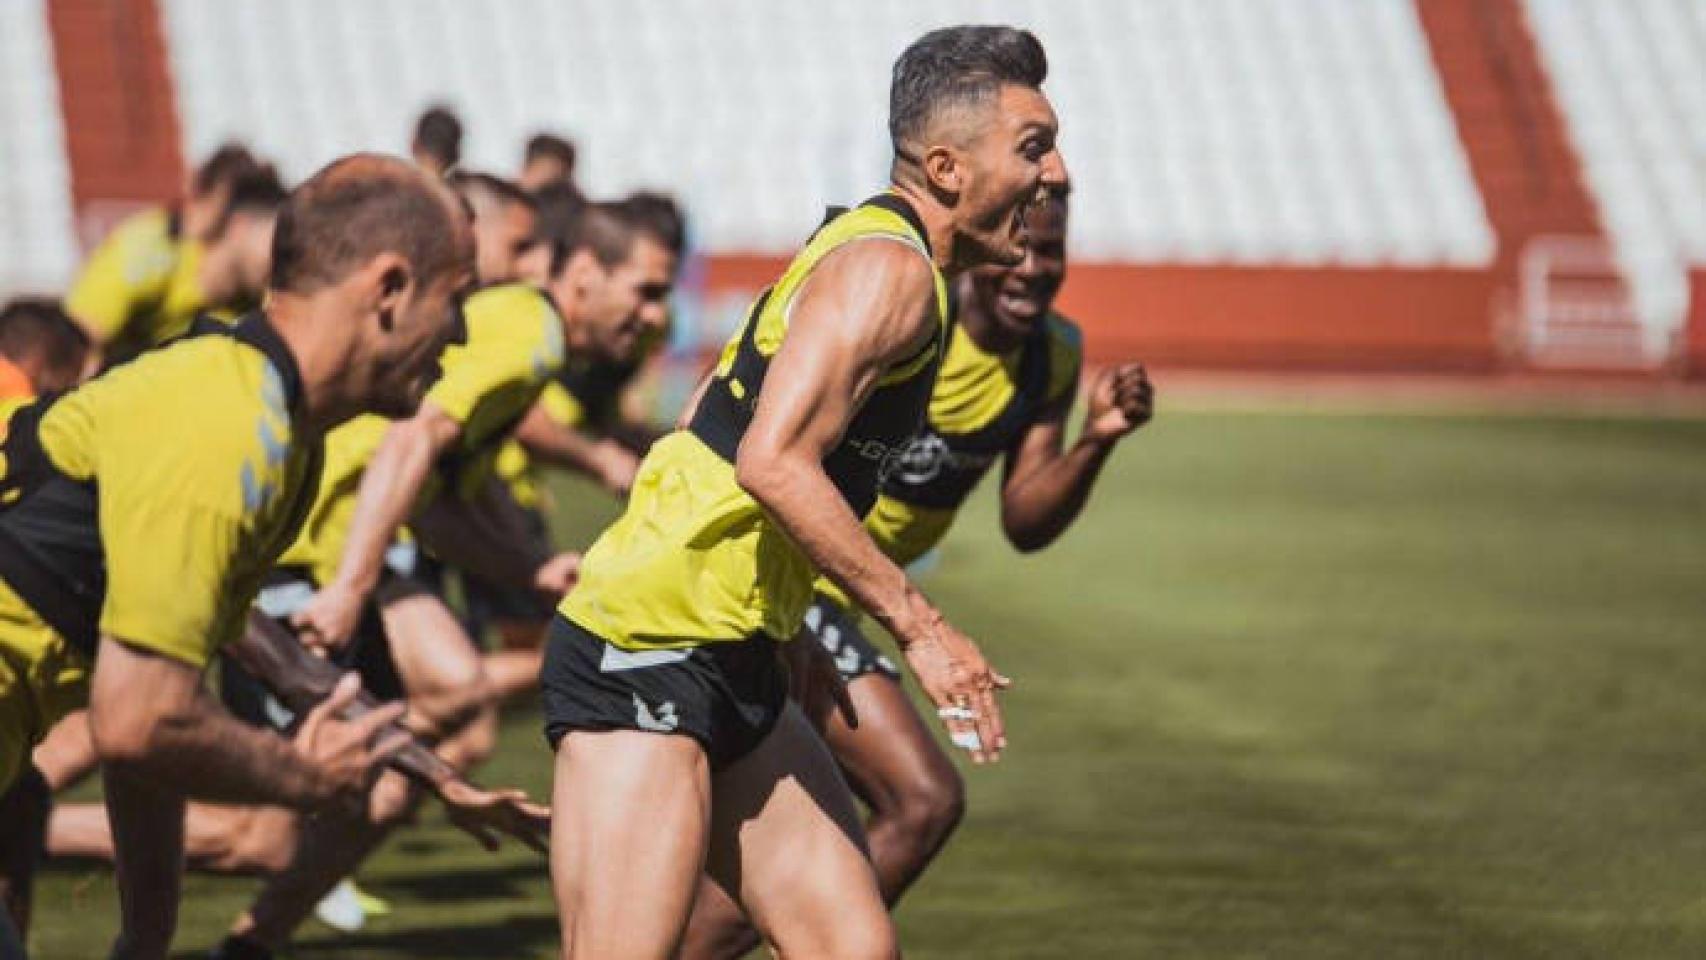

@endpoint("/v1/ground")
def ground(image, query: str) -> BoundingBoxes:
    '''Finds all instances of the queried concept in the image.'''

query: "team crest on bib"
[894,433,950,486]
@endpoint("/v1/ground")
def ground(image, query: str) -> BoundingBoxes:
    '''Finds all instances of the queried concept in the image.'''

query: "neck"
[888,181,969,278]
[264,294,362,434]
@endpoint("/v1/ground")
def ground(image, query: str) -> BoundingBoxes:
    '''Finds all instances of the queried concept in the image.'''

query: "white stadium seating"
[1524,0,1706,346]
[158,0,1495,267]
[0,0,80,294]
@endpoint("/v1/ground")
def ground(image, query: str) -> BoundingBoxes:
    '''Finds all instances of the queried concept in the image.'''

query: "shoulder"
[465,282,554,324]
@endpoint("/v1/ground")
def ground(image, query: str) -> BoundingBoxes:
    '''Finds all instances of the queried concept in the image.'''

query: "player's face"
[369,222,476,417]
[579,235,675,364]
[473,201,537,286]
[968,198,1067,334]
[955,85,1067,269]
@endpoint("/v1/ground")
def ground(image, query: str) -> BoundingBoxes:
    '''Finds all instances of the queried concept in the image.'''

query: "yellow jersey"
[559,194,948,650]
[278,282,567,584]
[64,207,215,364]
[0,317,320,787]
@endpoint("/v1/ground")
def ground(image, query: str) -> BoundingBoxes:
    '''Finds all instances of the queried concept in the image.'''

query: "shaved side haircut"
[270,154,465,295]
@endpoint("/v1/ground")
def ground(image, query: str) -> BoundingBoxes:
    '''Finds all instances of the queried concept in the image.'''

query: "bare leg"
[225,590,489,948]
[704,704,894,960]
[49,801,298,876]
[31,711,97,793]
[0,767,49,945]
[680,675,960,958]
[550,729,710,960]
[482,647,543,703]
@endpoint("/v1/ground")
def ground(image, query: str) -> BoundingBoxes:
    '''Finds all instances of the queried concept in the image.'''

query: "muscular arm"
[1000,362,1154,552]
[87,637,336,808]
[226,614,459,789]
[734,239,939,642]
[325,406,462,600]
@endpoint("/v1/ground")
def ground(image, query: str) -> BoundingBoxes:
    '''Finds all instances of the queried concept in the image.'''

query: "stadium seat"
[0,0,79,294]
[155,0,1494,268]
[1525,0,1706,352]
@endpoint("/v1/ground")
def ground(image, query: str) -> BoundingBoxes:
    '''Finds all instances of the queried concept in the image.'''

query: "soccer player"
[541,25,1066,958]
[210,200,675,958]
[0,299,89,407]
[410,104,463,179]
[447,171,539,287]
[0,154,474,958]
[680,188,1156,958]
[65,161,285,369]
[519,132,578,192]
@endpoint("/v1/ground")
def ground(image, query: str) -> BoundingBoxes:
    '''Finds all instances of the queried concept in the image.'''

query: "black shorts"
[541,615,788,771]
[804,594,900,683]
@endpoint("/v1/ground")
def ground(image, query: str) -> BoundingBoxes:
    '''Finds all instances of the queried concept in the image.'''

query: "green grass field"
[28,409,1706,959]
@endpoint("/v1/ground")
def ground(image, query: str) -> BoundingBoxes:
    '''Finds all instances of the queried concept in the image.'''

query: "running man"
[0,154,473,958]
[210,199,675,959]
[681,187,1156,958]
[65,157,284,369]
[542,25,1066,958]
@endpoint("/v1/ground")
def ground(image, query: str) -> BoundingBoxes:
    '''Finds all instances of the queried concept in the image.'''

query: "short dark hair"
[412,105,464,168]
[270,154,465,296]
[525,133,577,172]
[889,25,1048,152]
[0,297,89,375]
[190,143,264,197]
[223,164,288,217]
[622,190,687,257]
[447,170,536,215]
[546,199,670,277]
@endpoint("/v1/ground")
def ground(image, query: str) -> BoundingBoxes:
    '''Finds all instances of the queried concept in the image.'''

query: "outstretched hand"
[437,778,552,855]
[902,617,1011,764]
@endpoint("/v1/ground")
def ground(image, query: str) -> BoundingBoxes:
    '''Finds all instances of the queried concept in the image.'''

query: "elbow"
[733,439,789,507]
[88,696,159,769]
[1000,512,1054,555]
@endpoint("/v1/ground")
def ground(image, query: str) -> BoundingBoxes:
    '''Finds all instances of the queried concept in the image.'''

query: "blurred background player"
[519,132,579,193]
[0,299,89,408]
[65,155,285,369]
[680,187,1158,958]
[410,104,464,179]
[210,200,674,959]
[0,153,474,958]
[472,191,687,698]
[447,171,539,287]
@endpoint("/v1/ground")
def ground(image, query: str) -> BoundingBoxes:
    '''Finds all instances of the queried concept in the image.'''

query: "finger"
[349,700,408,742]
[980,684,1006,754]
[366,730,412,768]
[457,819,500,852]
[974,689,1002,762]
[315,672,362,717]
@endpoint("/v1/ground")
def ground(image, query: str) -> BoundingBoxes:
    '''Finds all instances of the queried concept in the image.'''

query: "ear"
[923,144,961,196]
[365,252,413,333]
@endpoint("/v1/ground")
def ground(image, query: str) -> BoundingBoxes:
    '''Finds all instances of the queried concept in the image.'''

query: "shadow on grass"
[284,913,558,958]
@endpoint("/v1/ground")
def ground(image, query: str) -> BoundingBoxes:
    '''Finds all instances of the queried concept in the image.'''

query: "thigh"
[826,671,960,815]
[551,729,710,960]
[376,584,483,697]
[707,703,893,959]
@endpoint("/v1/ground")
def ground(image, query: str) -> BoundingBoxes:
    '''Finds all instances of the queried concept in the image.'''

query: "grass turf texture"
[26,410,1706,958]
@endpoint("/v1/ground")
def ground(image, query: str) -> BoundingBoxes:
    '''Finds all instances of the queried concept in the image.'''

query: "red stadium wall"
[1685,270,1706,378]
[52,0,1637,375]
[46,0,183,247]
[705,0,1605,372]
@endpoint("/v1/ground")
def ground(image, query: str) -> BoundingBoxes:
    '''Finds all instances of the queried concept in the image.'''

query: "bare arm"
[87,637,401,811]
[294,407,461,650]
[227,612,550,851]
[735,239,1008,761]
[999,363,1153,552]
[514,401,638,495]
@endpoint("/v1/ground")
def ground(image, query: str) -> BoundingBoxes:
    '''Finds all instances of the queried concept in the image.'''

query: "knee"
[229,816,298,876]
[820,915,899,960]
[368,771,424,827]
[889,766,965,847]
